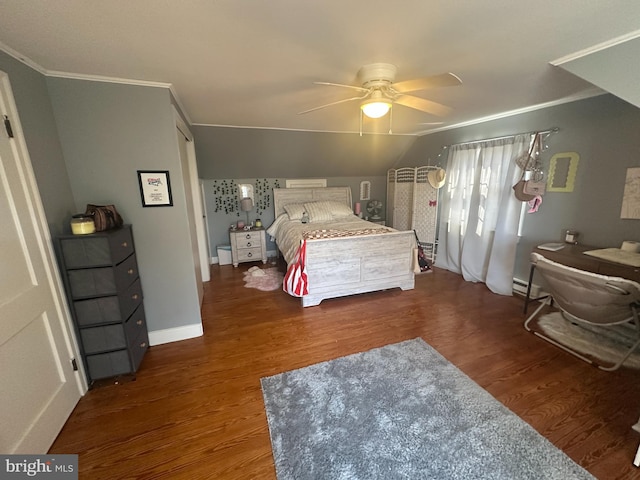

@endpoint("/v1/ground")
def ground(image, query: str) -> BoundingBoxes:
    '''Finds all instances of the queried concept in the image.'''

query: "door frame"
[0,70,86,452]
[174,107,210,284]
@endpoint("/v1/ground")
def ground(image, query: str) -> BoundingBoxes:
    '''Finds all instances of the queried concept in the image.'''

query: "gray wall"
[408,93,640,282]
[0,51,75,236]
[45,78,202,335]
[202,176,387,254]
[193,126,417,178]
[194,93,640,288]
[0,50,203,341]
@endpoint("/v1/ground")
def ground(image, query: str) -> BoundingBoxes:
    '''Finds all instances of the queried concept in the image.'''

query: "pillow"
[323,200,354,218]
[284,203,306,221]
[266,213,290,239]
[304,201,335,223]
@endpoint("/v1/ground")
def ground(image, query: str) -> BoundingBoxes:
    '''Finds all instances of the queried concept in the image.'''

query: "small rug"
[537,312,640,369]
[261,338,594,480]
[243,266,283,291]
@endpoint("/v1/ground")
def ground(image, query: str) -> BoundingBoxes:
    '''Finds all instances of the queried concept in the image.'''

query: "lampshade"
[240,197,253,212]
[361,90,392,118]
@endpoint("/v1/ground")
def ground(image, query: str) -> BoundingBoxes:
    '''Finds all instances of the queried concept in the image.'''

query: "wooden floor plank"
[50,263,640,479]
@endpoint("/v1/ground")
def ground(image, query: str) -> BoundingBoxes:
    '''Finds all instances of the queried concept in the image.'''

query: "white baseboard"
[148,322,204,346]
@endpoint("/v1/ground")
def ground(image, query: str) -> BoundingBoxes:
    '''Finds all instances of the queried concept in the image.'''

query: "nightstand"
[229,227,268,267]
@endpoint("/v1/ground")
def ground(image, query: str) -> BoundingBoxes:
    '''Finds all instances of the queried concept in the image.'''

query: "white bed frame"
[273,187,415,307]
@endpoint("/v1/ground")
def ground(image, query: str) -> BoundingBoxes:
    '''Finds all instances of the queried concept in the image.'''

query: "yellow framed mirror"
[547,152,579,192]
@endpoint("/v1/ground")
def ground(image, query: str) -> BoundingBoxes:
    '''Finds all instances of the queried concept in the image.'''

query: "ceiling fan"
[299,63,462,120]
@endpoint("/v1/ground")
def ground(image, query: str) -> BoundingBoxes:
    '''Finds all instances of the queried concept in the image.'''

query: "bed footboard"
[301,230,415,307]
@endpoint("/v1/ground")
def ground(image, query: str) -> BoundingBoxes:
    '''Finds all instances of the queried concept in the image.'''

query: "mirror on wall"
[237,183,254,203]
[547,152,579,192]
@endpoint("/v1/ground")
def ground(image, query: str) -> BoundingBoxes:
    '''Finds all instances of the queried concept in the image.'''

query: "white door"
[0,71,83,453]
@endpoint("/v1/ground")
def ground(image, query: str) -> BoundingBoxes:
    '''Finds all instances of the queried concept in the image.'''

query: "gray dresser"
[57,225,148,384]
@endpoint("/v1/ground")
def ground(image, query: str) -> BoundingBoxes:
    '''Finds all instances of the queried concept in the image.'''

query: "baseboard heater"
[513,277,541,298]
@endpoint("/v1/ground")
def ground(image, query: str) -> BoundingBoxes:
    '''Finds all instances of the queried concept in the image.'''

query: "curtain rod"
[444,127,559,149]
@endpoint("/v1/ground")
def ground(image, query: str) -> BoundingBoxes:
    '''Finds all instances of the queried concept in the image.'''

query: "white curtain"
[437,134,531,295]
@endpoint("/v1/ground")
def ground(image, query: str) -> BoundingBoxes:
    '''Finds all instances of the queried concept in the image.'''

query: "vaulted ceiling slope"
[1,1,639,135]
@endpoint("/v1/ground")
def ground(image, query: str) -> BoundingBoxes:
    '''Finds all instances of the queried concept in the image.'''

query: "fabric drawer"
[80,324,127,354]
[60,227,134,268]
[73,279,143,326]
[124,304,146,345]
[236,247,264,262]
[67,255,137,298]
[86,349,131,380]
[129,328,149,372]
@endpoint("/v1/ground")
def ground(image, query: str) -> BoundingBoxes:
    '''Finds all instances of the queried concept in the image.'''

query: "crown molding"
[550,30,640,66]
[0,40,47,74]
[417,88,605,136]
[0,42,195,124]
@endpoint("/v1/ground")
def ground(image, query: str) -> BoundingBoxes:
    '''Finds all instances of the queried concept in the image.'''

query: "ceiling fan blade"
[298,94,367,114]
[392,72,462,93]
[314,81,370,93]
[394,94,452,117]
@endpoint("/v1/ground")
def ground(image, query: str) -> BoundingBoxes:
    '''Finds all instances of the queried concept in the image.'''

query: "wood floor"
[50,262,640,479]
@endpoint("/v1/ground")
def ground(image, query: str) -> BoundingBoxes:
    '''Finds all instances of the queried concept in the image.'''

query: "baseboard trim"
[148,323,204,346]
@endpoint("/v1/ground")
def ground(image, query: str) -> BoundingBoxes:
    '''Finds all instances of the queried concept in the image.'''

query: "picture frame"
[137,170,173,207]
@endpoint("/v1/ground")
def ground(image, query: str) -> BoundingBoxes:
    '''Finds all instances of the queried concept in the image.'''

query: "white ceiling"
[1,1,639,136]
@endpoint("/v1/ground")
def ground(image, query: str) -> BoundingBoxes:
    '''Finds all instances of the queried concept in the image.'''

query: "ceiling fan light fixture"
[361,89,393,118]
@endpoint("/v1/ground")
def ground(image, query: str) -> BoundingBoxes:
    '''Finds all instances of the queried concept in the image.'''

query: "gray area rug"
[261,338,594,480]
[538,312,640,369]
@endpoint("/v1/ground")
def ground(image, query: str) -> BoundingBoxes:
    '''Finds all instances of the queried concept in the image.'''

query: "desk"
[523,244,640,313]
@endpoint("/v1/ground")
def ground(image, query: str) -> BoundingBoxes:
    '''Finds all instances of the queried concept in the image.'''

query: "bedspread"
[267,215,393,265]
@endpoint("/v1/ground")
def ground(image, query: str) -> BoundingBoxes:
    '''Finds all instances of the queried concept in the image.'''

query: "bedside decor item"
[240,197,253,224]
[366,199,383,220]
[137,170,173,207]
[238,183,254,225]
[85,204,123,231]
[70,214,96,235]
[564,230,579,244]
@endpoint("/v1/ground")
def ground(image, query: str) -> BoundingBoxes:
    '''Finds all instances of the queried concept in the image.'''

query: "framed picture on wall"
[138,170,173,207]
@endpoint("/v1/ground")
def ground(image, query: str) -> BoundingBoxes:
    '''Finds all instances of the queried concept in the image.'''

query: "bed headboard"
[273,187,353,217]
